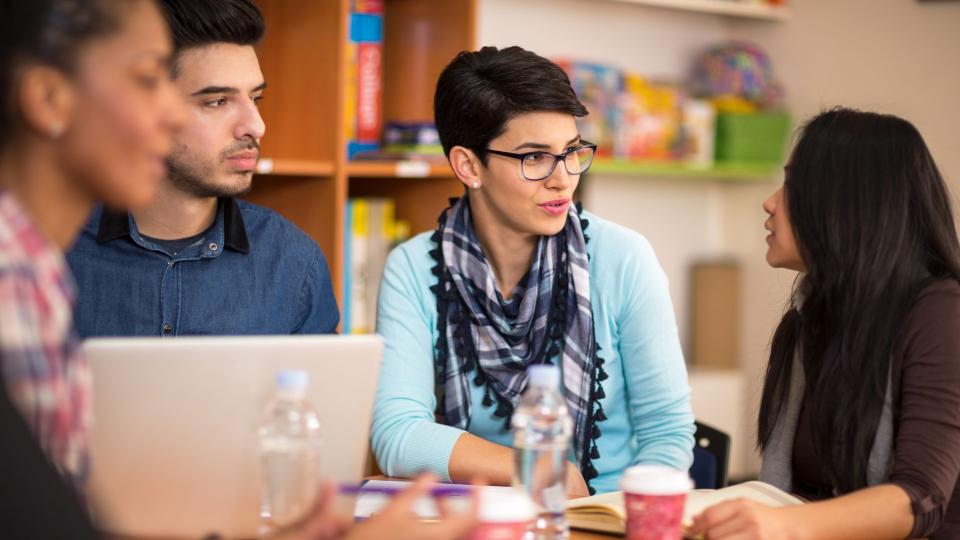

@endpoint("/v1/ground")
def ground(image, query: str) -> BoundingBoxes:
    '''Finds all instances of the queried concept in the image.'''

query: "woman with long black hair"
[691,108,960,539]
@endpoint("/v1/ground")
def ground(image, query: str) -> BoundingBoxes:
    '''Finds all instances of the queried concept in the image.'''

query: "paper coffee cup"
[468,487,536,540]
[620,465,692,540]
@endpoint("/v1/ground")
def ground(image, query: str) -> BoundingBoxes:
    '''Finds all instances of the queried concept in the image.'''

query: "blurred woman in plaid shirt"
[0,0,185,488]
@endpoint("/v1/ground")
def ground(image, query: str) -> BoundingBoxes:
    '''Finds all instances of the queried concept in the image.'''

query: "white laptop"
[84,335,383,539]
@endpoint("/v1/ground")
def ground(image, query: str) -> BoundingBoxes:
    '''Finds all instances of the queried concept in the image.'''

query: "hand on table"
[269,481,351,540]
[271,475,478,540]
[566,461,590,499]
[345,475,478,540]
[686,498,802,540]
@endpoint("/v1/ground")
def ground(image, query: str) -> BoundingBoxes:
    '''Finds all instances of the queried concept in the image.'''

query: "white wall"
[478,0,730,80]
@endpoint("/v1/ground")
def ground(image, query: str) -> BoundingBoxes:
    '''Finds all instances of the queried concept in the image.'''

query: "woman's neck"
[469,196,538,300]
[0,143,95,250]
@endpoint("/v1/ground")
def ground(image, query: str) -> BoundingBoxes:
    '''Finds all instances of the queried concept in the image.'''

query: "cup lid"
[478,487,536,522]
[620,465,693,495]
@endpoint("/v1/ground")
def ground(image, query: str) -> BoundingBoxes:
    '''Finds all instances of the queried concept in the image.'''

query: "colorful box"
[345,3,384,159]
[714,112,791,164]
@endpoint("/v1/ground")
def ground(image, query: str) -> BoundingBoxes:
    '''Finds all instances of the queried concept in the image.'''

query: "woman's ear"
[17,65,75,140]
[449,146,483,190]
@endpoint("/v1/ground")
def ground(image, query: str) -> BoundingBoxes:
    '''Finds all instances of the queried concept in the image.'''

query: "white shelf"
[601,0,791,21]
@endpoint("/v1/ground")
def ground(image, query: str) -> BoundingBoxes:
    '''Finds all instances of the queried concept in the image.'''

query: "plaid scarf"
[429,196,608,493]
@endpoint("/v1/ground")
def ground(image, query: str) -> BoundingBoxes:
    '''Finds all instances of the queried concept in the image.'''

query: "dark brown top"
[792,279,960,539]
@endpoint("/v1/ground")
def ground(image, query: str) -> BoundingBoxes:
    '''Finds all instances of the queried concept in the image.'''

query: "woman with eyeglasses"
[689,108,960,539]
[371,46,695,497]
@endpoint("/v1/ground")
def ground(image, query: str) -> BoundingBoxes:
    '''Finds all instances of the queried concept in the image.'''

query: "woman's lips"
[538,199,570,216]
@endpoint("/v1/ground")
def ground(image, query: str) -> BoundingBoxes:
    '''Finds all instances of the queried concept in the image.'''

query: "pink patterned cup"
[620,465,692,540]
[468,487,536,540]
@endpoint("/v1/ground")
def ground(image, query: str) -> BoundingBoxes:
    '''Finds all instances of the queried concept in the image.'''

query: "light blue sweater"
[371,211,694,493]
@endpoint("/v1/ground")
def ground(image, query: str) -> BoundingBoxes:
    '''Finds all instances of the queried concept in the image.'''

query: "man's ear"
[448,146,484,190]
[17,65,76,139]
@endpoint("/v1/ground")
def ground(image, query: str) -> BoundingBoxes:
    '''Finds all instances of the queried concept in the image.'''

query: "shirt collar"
[96,197,250,254]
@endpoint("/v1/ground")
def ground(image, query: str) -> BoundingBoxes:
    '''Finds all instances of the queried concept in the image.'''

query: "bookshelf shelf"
[347,160,455,179]
[251,0,475,306]
[590,158,781,181]
[255,158,336,177]
[601,0,791,21]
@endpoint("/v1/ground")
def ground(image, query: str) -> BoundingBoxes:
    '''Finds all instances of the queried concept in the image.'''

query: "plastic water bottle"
[258,369,323,533]
[512,365,573,539]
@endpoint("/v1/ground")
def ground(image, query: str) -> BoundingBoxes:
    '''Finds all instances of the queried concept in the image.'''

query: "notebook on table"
[566,480,803,535]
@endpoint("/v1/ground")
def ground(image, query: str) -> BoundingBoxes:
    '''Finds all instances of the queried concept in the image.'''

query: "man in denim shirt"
[67,0,339,337]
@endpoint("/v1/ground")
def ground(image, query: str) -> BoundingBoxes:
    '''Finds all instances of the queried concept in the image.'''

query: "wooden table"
[571,530,621,539]
[107,529,617,539]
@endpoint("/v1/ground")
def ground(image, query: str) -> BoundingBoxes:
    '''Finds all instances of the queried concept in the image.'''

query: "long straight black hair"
[758,107,960,493]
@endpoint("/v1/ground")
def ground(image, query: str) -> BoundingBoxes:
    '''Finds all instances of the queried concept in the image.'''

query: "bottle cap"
[527,364,560,389]
[275,369,309,397]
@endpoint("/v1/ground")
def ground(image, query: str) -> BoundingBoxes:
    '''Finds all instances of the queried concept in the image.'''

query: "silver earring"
[472,181,479,189]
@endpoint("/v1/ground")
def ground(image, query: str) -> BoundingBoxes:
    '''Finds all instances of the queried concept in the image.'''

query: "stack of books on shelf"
[342,198,411,334]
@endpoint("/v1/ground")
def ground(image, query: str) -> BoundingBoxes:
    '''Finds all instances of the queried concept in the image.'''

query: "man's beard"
[166,140,258,198]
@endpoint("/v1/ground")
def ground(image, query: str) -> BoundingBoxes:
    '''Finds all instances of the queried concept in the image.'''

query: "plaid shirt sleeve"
[0,264,90,487]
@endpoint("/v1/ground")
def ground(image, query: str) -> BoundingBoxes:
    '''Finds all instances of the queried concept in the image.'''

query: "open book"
[565,481,803,535]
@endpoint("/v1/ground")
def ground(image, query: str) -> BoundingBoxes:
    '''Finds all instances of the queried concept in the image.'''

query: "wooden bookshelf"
[248,0,476,304]
[346,160,455,179]
[255,159,336,177]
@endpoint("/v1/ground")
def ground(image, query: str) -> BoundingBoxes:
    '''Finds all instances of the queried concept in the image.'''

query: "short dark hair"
[155,0,264,73]
[434,46,588,164]
[0,0,127,148]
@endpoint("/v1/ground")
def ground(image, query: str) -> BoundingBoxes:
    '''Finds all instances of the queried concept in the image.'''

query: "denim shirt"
[66,198,339,337]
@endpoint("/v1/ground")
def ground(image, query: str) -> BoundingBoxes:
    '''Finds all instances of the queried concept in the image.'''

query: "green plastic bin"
[715,112,792,164]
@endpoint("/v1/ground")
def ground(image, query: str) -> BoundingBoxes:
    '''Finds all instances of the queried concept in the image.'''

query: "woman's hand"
[269,481,352,540]
[271,475,478,540]
[687,499,804,540]
[566,461,590,499]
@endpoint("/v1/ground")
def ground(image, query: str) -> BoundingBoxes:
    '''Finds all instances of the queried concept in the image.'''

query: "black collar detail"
[95,198,250,254]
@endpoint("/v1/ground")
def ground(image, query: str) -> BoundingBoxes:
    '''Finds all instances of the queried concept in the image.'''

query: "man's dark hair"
[156,0,264,73]
[434,46,588,164]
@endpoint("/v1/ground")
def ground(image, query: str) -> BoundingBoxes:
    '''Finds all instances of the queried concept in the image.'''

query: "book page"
[683,481,803,523]
[566,490,625,518]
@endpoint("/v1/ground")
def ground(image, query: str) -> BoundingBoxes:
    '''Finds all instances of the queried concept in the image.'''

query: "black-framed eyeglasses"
[485,140,597,181]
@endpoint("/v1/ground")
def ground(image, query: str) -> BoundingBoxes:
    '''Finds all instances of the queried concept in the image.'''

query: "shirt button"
[162,324,173,335]
[209,242,219,251]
